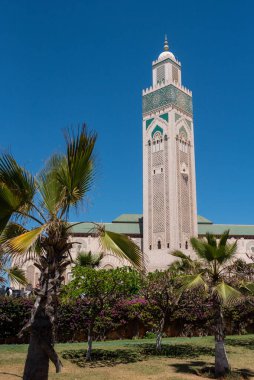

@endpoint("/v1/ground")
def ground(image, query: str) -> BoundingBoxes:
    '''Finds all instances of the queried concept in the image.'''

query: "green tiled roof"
[112,214,143,223]
[70,214,254,237]
[70,221,142,235]
[198,224,254,237]
[197,215,213,224]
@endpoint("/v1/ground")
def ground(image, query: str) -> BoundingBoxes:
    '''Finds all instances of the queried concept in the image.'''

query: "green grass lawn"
[0,335,253,380]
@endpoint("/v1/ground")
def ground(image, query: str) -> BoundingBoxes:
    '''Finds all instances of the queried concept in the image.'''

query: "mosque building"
[18,38,254,287]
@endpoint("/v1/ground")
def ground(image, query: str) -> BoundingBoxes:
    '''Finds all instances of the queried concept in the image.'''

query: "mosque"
[20,38,254,287]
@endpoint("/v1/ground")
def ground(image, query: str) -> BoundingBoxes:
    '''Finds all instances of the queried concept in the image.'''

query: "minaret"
[142,37,197,270]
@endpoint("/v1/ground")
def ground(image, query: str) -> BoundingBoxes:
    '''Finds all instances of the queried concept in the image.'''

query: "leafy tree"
[141,270,179,351]
[0,126,142,380]
[63,266,141,360]
[173,231,243,378]
[75,251,103,268]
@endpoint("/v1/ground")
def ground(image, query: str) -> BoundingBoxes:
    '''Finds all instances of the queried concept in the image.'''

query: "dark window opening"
[179,243,181,248]
[157,240,161,249]
[161,168,163,172]
[167,243,169,248]
[149,245,152,250]
[185,241,188,249]
[154,170,155,174]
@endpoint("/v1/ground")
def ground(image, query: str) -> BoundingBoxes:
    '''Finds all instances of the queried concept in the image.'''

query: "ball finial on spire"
[164,35,169,51]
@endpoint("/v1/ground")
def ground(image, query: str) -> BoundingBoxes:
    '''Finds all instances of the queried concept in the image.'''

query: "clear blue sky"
[0,0,253,224]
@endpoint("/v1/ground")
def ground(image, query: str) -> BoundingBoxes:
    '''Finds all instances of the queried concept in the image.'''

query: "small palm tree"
[0,125,142,380]
[169,250,201,275]
[75,251,103,268]
[0,251,27,287]
[173,231,242,378]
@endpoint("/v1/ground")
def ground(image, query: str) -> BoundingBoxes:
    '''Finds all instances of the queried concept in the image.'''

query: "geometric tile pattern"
[143,84,193,115]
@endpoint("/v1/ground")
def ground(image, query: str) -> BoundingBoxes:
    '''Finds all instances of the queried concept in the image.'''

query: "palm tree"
[75,251,103,268]
[169,250,201,275]
[0,251,27,287]
[173,231,242,378]
[0,125,142,380]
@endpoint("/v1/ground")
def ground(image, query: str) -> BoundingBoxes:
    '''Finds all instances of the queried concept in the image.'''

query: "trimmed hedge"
[0,294,253,344]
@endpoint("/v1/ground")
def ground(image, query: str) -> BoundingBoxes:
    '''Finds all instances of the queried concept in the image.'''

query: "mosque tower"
[142,36,197,269]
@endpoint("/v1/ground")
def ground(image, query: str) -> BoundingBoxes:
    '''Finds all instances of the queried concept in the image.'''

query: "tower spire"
[164,34,169,51]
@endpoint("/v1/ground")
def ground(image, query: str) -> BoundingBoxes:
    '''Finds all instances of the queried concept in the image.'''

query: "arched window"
[179,126,188,153]
[185,241,188,249]
[152,132,163,152]
[157,240,161,249]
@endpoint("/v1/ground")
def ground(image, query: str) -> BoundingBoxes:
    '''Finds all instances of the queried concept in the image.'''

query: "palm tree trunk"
[20,243,69,380]
[213,295,230,377]
[21,294,62,380]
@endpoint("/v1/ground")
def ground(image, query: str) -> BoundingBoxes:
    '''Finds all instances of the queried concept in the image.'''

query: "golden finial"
[164,34,169,51]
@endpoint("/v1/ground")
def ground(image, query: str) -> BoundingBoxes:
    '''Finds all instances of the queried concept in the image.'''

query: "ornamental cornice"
[152,57,181,67]
[142,84,193,116]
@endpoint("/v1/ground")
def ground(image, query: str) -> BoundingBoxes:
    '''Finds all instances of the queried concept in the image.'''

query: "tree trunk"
[21,294,63,380]
[213,295,230,377]
[156,316,165,351]
[20,240,71,380]
[86,323,94,361]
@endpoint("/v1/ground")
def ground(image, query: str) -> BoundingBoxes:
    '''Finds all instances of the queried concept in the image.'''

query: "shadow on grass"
[61,348,143,368]
[134,344,214,359]
[171,362,254,380]
[0,372,22,378]
[61,344,214,368]
[170,360,207,375]
[226,338,254,351]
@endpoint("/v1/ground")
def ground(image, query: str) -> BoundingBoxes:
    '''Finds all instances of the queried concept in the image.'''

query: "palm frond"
[205,232,217,248]
[171,250,192,261]
[178,274,208,294]
[218,230,230,247]
[243,283,254,294]
[0,183,22,231]
[4,226,45,255]
[0,154,36,218]
[0,222,28,243]
[57,125,97,215]
[37,154,66,216]
[76,251,103,268]
[214,282,242,305]
[190,237,215,261]
[217,241,238,263]
[5,266,27,286]
[99,228,143,270]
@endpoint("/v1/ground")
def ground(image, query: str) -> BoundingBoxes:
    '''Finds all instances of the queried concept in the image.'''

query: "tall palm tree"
[0,125,142,380]
[0,251,27,287]
[173,231,242,378]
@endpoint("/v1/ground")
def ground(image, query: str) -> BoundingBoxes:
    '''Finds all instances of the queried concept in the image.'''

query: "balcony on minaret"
[152,36,182,87]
